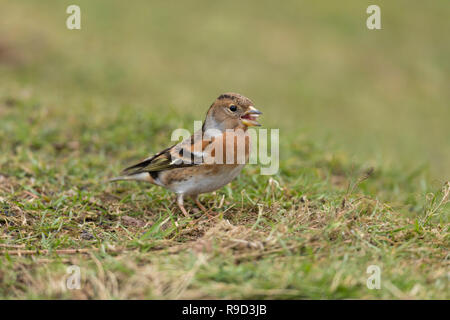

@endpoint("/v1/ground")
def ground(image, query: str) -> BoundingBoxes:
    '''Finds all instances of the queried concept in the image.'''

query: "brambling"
[110,93,262,216]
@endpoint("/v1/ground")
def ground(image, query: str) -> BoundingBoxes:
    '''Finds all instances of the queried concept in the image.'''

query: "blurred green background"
[1,0,449,179]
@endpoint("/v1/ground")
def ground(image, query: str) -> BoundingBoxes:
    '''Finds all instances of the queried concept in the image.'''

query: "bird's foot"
[193,196,218,219]
[178,204,190,217]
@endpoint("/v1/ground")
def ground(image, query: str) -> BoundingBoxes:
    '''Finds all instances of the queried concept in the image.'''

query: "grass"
[0,0,449,299]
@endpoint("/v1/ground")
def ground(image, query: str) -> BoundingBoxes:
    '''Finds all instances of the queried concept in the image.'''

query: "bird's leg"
[191,195,217,219]
[191,195,209,214]
[177,194,189,217]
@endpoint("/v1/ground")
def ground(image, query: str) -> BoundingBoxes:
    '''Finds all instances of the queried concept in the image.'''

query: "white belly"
[168,164,245,196]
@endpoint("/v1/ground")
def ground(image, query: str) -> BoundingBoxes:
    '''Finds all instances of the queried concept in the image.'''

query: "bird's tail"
[109,172,151,183]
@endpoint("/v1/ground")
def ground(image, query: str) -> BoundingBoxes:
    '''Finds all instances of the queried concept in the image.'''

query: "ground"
[0,1,449,299]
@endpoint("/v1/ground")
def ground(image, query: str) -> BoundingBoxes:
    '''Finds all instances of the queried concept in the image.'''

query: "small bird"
[110,93,262,216]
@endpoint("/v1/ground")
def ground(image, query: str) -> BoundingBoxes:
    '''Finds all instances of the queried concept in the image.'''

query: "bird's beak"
[241,106,263,127]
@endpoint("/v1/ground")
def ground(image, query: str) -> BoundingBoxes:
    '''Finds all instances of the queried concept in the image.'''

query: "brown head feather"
[202,93,257,132]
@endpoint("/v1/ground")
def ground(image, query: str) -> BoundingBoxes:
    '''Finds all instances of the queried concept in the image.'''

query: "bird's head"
[203,93,262,132]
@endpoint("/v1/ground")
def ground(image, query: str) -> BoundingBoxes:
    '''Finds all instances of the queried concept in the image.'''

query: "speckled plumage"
[111,93,262,216]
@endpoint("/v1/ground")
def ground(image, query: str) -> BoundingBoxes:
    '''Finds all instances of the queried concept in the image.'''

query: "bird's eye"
[229,105,237,112]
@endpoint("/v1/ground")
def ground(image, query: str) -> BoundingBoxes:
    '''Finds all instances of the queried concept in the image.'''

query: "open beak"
[241,106,263,127]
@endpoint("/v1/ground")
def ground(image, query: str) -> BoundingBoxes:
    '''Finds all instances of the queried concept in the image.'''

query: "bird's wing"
[121,131,210,175]
[121,129,250,176]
